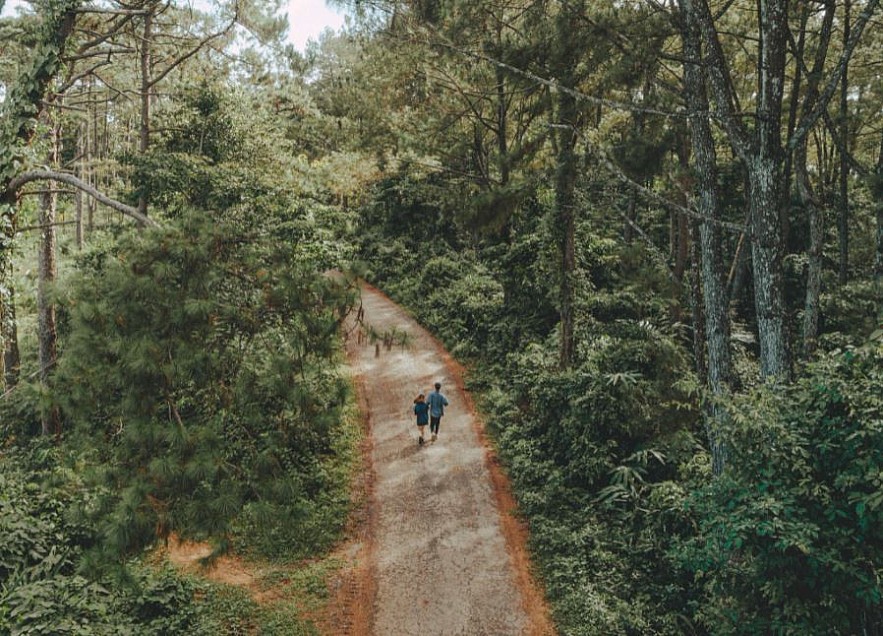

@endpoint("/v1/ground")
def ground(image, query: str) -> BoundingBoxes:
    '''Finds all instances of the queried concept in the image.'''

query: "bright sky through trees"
[287,0,346,50]
[0,0,346,51]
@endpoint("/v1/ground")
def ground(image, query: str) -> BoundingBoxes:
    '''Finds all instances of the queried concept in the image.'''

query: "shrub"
[51,211,356,562]
[677,341,883,635]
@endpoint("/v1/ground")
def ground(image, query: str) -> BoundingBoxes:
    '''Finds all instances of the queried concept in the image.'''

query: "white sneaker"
[431,433,437,442]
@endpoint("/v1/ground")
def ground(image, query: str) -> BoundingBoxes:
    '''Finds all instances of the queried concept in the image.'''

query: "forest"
[1,0,882,634]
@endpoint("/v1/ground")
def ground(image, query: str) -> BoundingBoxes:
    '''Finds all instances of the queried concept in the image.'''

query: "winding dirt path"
[345,283,555,636]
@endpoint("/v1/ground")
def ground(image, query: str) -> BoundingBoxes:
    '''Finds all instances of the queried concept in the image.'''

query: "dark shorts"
[416,420,428,427]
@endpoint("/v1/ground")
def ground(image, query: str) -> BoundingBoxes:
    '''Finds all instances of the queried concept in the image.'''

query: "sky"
[0,0,347,51]
[286,0,346,50]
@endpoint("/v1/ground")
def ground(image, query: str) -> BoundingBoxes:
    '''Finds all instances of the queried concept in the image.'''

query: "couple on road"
[413,383,448,446]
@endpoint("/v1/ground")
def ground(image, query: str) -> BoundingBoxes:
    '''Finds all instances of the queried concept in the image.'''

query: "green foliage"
[51,210,356,562]
[818,279,880,348]
[0,442,212,635]
[676,344,883,635]
[358,175,703,633]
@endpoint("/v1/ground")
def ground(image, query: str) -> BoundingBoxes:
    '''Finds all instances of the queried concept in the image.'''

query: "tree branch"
[74,7,150,15]
[427,38,688,120]
[592,139,747,235]
[7,171,159,227]
[146,15,238,88]
[789,0,880,151]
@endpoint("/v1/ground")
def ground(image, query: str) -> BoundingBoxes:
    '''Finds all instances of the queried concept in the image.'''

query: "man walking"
[427,382,449,442]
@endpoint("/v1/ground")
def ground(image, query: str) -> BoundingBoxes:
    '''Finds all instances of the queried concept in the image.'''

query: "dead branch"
[7,170,158,227]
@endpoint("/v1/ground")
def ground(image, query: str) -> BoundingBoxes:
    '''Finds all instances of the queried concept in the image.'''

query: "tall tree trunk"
[747,162,789,378]
[138,6,154,218]
[552,7,581,369]
[689,220,707,385]
[875,131,883,317]
[838,0,851,286]
[494,29,510,188]
[76,123,85,249]
[797,145,824,360]
[39,113,61,436]
[794,1,835,360]
[680,3,732,474]
[746,0,791,379]
[687,0,878,378]
[685,14,731,473]
[555,100,578,369]
[780,1,810,249]
[2,294,20,389]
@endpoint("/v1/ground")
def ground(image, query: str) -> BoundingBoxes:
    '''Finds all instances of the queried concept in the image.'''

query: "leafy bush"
[0,443,211,635]
[677,342,883,635]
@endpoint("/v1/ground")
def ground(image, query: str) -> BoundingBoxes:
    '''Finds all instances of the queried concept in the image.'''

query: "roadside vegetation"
[2,0,882,634]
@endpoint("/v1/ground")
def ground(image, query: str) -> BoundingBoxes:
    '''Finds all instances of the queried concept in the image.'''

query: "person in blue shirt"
[426,382,449,442]
[413,393,429,445]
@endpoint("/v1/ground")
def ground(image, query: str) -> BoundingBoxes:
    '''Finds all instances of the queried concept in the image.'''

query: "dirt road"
[345,283,554,636]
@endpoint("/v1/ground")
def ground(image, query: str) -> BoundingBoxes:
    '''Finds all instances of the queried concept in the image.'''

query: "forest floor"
[338,282,555,635]
[166,281,555,634]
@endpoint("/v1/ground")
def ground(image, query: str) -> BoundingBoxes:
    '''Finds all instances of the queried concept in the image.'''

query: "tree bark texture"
[138,5,154,218]
[686,0,790,379]
[552,6,581,369]
[39,118,61,436]
[555,102,577,369]
[689,220,707,385]
[680,2,732,475]
[2,294,20,389]
[875,131,883,315]
[749,0,791,379]
[793,1,835,361]
[838,0,851,286]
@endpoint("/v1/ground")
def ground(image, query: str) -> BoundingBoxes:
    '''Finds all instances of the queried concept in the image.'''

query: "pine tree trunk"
[494,36,509,187]
[796,144,823,359]
[875,132,883,315]
[39,118,61,436]
[689,220,707,385]
[555,114,577,368]
[76,124,85,250]
[748,0,791,380]
[748,161,790,378]
[838,0,851,286]
[2,293,20,389]
[553,9,580,369]
[138,7,153,218]
[680,4,732,474]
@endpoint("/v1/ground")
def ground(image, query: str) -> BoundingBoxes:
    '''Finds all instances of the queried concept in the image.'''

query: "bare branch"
[7,170,159,228]
[591,136,747,235]
[146,14,238,88]
[404,25,689,120]
[619,209,677,278]
[64,47,134,62]
[56,59,113,93]
[75,7,149,15]
[72,13,136,52]
[789,0,881,151]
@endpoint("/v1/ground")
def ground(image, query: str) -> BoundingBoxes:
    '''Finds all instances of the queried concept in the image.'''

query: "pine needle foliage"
[51,210,356,565]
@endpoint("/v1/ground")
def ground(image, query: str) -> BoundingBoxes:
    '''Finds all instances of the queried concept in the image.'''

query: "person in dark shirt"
[413,393,429,445]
